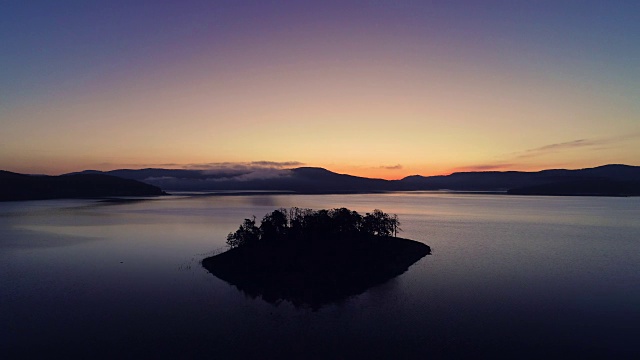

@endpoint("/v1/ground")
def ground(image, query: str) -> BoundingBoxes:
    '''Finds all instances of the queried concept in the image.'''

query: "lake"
[1,193,639,358]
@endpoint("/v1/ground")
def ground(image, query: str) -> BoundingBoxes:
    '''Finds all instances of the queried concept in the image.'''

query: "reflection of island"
[202,208,431,309]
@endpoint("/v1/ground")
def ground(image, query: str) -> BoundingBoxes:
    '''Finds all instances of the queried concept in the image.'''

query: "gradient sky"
[2,0,639,178]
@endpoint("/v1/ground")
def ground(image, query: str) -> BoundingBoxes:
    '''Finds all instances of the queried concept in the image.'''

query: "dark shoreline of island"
[202,208,431,309]
[203,235,431,309]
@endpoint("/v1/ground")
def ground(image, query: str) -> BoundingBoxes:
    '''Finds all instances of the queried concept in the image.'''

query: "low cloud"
[92,162,184,169]
[106,160,304,184]
[183,161,304,173]
[248,161,304,168]
[180,161,302,182]
[212,169,293,182]
[453,163,517,172]
[378,164,403,170]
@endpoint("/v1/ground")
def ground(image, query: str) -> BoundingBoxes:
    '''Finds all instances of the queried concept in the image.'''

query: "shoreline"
[202,235,431,309]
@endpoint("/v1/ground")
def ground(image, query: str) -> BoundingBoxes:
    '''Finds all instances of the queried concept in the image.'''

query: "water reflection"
[0,227,100,249]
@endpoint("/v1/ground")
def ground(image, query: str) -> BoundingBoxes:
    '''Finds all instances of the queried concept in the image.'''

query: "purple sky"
[2,1,639,177]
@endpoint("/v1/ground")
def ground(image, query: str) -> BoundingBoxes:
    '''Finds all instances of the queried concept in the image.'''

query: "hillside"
[70,164,640,196]
[0,171,166,201]
[398,164,640,191]
[71,166,393,193]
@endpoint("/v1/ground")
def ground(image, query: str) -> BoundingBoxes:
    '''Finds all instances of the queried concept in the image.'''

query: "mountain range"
[0,170,166,201]
[71,164,640,196]
[3,164,639,201]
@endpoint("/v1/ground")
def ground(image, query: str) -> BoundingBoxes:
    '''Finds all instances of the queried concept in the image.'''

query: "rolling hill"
[66,164,640,196]
[0,171,166,201]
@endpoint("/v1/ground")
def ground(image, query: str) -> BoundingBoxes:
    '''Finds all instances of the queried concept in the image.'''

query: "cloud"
[183,161,304,172]
[453,163,517,172]
[98,160,304,184]
[216,169,293,182]
[378,164,403,170]
[453,132,640,174]
[92,162,184,169]
[517,132,640,159]
[177,161,302,182]
[102,160,304,172]
[519,139,598,157]
[248,161,305,168]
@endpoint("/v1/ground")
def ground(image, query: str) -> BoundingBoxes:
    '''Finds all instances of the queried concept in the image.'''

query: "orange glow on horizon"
[2,3,639,177]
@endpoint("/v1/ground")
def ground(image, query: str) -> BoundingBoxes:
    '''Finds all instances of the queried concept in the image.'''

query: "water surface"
[1,194,639,358]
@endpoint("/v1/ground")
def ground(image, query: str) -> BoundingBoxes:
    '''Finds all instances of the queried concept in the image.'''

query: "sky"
[1,0,639,179]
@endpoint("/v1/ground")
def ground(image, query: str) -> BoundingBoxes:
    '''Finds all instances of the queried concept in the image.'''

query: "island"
[202,208,431,309]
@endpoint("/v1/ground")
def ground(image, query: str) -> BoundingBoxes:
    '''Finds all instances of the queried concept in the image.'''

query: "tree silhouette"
[329,207,363,235]
[391,214,401,237]
[226,208,401,249]
[226,216,260,248]
[259,208,288,241]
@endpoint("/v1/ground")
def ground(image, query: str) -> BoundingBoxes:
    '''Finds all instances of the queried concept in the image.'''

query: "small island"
[202,207,431,309]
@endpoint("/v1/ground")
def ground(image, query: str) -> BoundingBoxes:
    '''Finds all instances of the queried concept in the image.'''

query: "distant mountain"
[0,171,166,201]
[64,164,640,196]
[72,167,394,193]
[397,164,640,191]
[286,167,392,193]
[398,171,536,191]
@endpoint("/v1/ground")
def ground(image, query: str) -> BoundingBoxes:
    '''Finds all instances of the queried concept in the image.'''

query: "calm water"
[1,193,639,358]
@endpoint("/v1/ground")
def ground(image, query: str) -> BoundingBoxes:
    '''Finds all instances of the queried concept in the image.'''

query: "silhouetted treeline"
[226,207,400,248]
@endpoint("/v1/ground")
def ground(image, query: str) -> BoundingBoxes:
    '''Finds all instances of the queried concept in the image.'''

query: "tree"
[362,209,386,236]
[260,209,288,241]
[329,208,363,235]
[362,209,399,237]
[225,208,401,249]
[304,209,332,237]
[390,214,401,237]
[226,216,260,248]
[288,207,313,238]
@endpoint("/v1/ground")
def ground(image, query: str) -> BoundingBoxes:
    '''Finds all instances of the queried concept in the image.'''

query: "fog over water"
[1,193,639,358]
